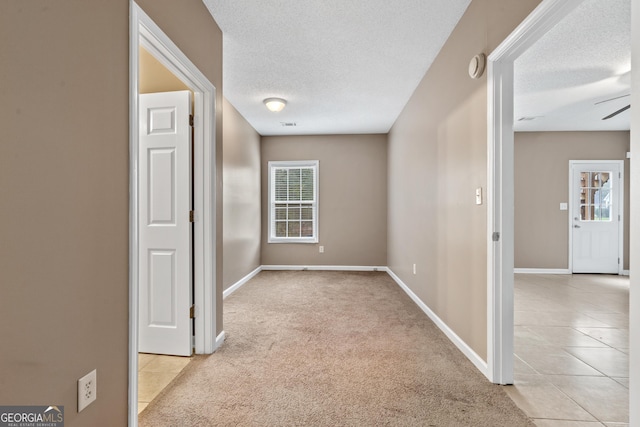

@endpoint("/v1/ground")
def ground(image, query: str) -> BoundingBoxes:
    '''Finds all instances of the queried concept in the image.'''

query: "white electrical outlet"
[319,246,324,253]
[78,369,97,412]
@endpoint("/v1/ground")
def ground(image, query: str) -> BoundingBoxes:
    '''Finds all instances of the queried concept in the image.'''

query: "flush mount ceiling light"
[263,97,287,112]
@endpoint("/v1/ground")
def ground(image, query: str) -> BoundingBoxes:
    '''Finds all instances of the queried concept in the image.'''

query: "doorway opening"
[486,0,588,384]
[129,2,220,425]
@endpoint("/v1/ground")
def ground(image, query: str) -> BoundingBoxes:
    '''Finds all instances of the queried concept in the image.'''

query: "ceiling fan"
[597,94,631,120]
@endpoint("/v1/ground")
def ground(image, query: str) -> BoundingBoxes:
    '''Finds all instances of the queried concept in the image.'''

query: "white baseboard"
[514,268,571,274]
[385,268,488,378]
[223,266,263,299]
[213,331,225,351]
[514,268,630,276]
[261,265,387,272]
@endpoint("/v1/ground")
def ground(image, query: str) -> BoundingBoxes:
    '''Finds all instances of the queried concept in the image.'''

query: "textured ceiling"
[204,0,471,135]
[204,0,630,136]
[514,0,631,131]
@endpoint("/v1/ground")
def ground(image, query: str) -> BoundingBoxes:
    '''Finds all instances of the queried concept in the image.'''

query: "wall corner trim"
[214,331,226,352]
[514,268,571,275]
[386,268,489,378]
[223,266,263,299]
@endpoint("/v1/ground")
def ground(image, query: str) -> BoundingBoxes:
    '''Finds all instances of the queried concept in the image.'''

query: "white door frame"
[568,160,624,275]
[129,2,219,424]
[486,0,585,384]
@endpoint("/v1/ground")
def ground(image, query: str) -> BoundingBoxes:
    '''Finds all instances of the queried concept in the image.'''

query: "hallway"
[506,274,629,426]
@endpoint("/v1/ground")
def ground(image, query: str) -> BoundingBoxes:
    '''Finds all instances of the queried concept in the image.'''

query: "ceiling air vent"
[280,122,297,127]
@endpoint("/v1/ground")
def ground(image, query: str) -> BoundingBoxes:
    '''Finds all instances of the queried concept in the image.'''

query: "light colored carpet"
[139,271,533,426]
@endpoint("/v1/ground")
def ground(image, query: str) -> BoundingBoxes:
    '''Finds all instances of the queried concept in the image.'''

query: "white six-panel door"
[139,91,192,356]
[571,161,622,274]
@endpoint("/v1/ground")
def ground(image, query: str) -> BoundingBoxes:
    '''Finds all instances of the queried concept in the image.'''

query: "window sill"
[268,238,318,244]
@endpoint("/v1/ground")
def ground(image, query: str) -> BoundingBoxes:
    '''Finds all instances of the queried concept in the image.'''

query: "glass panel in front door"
[579,171,612,222]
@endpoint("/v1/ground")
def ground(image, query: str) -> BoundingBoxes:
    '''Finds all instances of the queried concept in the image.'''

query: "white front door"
[571,161,622,274]
[138,90,192,356]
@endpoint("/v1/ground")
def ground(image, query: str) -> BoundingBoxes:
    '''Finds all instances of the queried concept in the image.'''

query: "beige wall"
[515,131,631,270]
[387,0,542,361]
[223,99,261,289]
[261,135,387,266]
[0,1,222,425]
[139,46,190,93]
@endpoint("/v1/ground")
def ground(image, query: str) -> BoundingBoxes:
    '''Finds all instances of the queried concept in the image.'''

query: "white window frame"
[268,160,319,244]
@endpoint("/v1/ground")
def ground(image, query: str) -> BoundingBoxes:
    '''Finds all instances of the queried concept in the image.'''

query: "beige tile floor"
[138,353,191,414]
[506,274,629,426]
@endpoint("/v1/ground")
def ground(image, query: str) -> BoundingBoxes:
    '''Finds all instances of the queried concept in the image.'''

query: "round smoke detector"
[468,53,486,79]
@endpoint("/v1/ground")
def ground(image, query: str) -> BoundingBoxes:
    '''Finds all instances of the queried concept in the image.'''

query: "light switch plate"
[560,202,568,211]
[475,188,482,205]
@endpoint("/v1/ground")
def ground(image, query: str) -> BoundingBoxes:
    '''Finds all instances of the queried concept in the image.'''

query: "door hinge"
[189,304,196,319]
[189,210,195,222]
[618,258,620,265]
[492,232,500,242]
[189,114,194,127]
